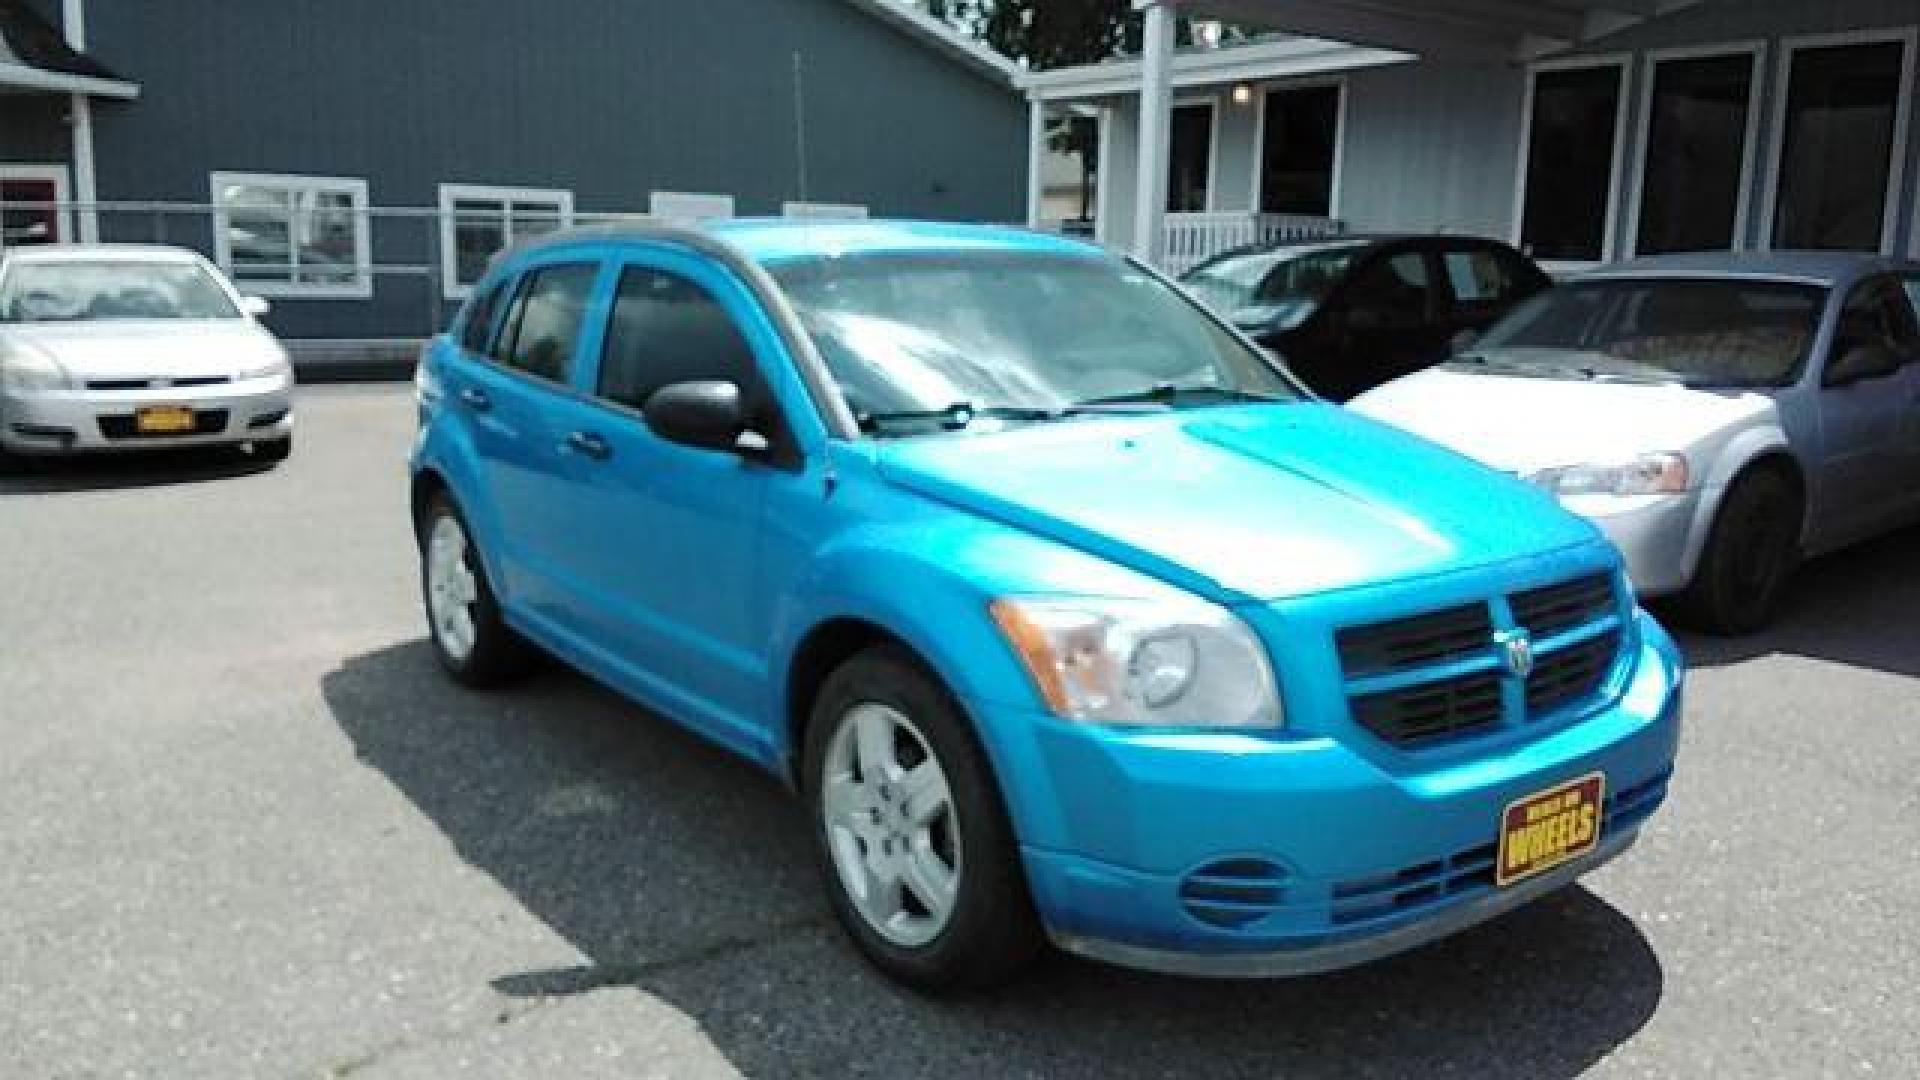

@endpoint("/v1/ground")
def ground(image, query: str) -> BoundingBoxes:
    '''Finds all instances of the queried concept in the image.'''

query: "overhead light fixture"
[1231,83,1254,106]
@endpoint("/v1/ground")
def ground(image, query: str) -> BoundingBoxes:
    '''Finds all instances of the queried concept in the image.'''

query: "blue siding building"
[0,0,1026,349]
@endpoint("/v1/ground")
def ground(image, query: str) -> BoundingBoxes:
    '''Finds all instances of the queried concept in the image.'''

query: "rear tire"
[1679,467,1801,636]
[803,645,1043,992]
[419,495,531,687]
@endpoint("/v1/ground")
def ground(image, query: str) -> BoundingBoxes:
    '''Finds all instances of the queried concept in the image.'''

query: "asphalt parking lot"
[2,383,1916,1079]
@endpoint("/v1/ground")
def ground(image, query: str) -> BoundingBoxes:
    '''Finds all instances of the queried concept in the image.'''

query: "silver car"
[1354,252,1920,635]
[0,244,294,463]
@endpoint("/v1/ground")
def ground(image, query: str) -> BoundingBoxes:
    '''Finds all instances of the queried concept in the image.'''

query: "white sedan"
[0,245,294,463]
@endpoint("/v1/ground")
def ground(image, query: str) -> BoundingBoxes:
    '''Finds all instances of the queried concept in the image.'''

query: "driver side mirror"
[241,295,272,317]
[643,380,769,457]
[1826,341,1898,387]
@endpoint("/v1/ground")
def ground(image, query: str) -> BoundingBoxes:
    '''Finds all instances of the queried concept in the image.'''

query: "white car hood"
[3,320,283,381]
[1351,366,1775,474]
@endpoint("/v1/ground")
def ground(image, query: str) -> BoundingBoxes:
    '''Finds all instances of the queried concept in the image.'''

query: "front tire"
[804,646,1042,992]
[419,495,530,687]
[1680,467,1801,636]
[250,435,293,464]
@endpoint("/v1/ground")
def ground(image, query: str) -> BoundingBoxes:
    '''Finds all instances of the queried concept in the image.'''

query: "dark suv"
[1182,236,1551,401]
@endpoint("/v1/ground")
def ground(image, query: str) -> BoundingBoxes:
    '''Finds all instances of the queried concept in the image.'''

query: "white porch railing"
[1160,212,1345,275]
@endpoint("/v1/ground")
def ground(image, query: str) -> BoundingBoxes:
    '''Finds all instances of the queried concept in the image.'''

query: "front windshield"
[1180,244,1362,314]
[0,261,240,323]
[1467,278,1826,387]
[774,251,1300,437]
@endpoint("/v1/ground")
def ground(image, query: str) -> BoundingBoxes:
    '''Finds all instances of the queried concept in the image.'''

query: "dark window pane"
[1521,66,1623,261]
[599,267,761,412]
[1638,54,1754,255]
[1774,41,1906,251]
[1259,85,1340,217]
[498,263,597,383]
[1167,103,1213,214]
[1832,278,1920,361]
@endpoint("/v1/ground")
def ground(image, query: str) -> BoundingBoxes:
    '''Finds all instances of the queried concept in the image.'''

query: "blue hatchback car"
[409,219,1684,990]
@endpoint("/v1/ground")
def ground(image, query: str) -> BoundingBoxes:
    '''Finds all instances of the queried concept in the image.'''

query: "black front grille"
[85,376,231,391]
[1512,573,1616,637]
[86,378,150,391]
[98,410,230,440]
[1352,671,1503,745]
[1336,602,1493,678]
[1527,630,1621,716]
[172,376,231,388]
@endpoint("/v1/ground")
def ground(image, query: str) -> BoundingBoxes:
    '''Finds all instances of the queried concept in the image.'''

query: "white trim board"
[1620,40,1767,260]
[1759,26,1918,257]
[0,163,72,247]
[650,191,736,222]
[208,171,373,299]
[436,183,574,300]
[1510,53,1633,264]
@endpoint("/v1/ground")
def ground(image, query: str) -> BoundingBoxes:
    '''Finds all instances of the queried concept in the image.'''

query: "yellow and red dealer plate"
[1496,772,1605,888]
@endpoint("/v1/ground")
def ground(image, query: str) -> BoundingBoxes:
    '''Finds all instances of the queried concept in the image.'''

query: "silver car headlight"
[990,595,1282,730]
[0,345,73,395]
[237,354,292,382]
[1531,453,1690,500]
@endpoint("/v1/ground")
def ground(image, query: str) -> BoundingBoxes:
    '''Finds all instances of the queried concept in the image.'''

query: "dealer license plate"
[1496,772,1605,888]
[135,406,196,434]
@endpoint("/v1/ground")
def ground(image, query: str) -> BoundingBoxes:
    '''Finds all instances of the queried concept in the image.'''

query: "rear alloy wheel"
[1681,468,1800,636]
[805,646,1041,991]
[420,496,529,686]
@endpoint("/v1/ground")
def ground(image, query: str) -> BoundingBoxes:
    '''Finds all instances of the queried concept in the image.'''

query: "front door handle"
[564,430,612,461]
[457,386,492,412]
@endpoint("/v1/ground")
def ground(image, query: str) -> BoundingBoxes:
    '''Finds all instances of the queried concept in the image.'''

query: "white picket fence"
[1161,212,1346,275]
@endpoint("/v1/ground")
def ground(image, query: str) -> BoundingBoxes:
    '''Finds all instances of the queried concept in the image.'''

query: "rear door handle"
[564,430,612,461]
[457,387,492,412]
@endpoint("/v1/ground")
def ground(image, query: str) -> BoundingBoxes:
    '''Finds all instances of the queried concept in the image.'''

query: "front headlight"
[0,346,73,395]
[237,355,291,382]
[1531,453,1690,500]
[990,595,1282,730]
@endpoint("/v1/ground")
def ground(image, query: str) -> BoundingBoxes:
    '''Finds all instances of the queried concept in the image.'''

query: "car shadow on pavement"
[1666,522,1920,679]
[324,640,1664,1079]
[0,447,276,494]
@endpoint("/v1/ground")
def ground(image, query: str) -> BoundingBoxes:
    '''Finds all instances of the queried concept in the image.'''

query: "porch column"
[1131,0,1176,264]
[1026,97,1046,228]
[63,0,98,243]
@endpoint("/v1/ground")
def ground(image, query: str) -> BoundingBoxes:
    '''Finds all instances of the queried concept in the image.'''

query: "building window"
[1167,102,1214,214]
[1770,33,1915,253]
[438,185,574,299]
[1258,84,1341,218]
[1635,49,1760,256]
[211,172,370,297]
[1518,62,1627,264]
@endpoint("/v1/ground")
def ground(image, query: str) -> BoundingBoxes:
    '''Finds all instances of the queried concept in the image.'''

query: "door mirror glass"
[644,380,757,454]
[1827,342,1897,387]
[240,295,272,317]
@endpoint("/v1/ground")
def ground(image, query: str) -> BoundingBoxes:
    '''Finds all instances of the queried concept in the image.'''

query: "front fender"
[1680,426,1799,580]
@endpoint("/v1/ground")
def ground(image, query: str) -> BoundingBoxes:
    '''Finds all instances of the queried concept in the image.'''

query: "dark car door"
[1435,241,1552,344]
[1299,245,1443,400]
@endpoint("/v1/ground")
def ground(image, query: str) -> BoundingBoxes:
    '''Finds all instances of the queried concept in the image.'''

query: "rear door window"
[1343,251,1435,327]
[493,262,599,383]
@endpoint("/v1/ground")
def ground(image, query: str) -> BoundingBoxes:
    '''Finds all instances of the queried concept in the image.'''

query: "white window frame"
[1249,77,1348,221]
[0,163,72,248]
[782,201,870,220]
[1510,54,1634,274]
[650,191,736,222]
[1621,41,1767,260]
[1167,95,1221,215]
[1760,26,1918,257]
[437,184,575,300]
[209,172,372,299]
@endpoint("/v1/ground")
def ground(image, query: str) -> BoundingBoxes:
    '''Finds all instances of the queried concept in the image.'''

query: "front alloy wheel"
[419,495,529,686]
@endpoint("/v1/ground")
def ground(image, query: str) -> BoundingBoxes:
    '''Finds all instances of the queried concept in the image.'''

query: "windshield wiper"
[856,402,1061,435]
[1069,383,1284,411]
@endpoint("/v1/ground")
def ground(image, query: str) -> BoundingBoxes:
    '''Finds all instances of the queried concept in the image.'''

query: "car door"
[446,257,609,619]
[545,249,794,751]
[1314,246,1443,400]
[1812,275,1920,542]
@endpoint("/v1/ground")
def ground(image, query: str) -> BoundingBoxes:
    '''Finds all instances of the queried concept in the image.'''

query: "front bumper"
[980,613,1683,978]
[1577,491,1705,598]
[0,376,294,454]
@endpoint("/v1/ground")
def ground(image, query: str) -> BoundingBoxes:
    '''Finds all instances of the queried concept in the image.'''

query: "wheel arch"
[1682,437,1808,580]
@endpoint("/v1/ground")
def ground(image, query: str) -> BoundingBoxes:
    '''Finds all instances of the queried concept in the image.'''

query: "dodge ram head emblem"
[1496,630,1535,680]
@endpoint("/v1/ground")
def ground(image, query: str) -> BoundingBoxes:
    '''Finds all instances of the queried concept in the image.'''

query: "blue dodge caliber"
[410,220,1683,990]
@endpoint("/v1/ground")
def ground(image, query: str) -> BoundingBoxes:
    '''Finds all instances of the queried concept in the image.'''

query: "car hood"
[875,403,1597,604]
[2,320,282,380]
[1351,366,1776,475]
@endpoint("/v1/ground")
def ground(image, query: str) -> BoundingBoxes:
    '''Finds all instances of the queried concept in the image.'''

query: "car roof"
[1183,233,1523,276]
[1581,250,1920,287]
[1,243,207,264]
[523,218,1105,268]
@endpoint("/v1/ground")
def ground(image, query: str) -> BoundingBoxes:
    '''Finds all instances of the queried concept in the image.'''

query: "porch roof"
[1175,0,1701,61]
[0,0,137,99]
[1020,35,1411,101]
